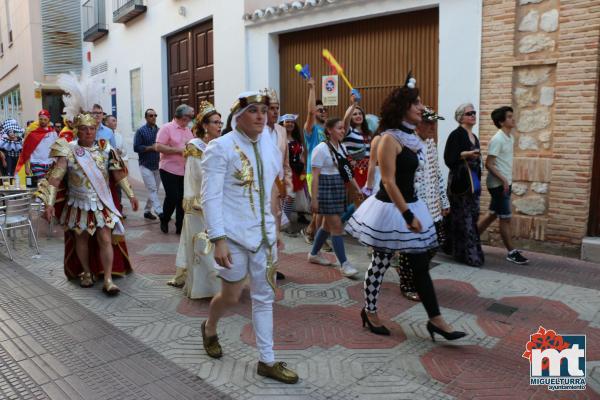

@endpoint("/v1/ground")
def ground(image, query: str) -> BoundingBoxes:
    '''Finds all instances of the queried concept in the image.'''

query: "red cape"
[16,124,54,173]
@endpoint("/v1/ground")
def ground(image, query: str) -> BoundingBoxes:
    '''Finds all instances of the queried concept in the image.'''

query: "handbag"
[449,159,480,195]
[326,141,353,183]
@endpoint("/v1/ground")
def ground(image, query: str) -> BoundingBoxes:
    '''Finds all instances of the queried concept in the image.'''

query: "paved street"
[1,180,600,399]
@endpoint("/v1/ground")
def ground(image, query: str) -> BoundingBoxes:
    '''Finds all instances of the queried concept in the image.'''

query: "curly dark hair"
[379,86,420,132]
[193,111,221,138]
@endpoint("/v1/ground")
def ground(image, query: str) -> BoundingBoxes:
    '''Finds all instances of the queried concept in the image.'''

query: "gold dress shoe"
[257,361,299,384]
[166,268,187,288]
[401,291,420,302]
[201,321,222,359]
[79,272,94,288]
[102,280,120,296]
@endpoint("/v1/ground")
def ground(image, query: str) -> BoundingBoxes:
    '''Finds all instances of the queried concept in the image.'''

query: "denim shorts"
[488,185,512,219]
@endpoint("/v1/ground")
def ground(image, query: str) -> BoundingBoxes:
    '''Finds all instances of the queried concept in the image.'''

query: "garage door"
[279,8,439,121]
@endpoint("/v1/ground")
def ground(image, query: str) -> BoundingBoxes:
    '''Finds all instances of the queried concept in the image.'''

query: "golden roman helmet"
[230,91,270,114]
[196,100,218,122]
[72,112,96,136]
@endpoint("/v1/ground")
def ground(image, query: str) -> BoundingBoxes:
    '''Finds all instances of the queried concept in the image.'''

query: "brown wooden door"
[167,20,214,119]
[278,8,439,121]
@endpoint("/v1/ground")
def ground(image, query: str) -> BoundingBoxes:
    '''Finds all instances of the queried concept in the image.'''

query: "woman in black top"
[443,103,484,267]
[346,80,466,342]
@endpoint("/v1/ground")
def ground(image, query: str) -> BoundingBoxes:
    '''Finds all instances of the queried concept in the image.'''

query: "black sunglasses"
[464,111,477,117]
[147,114,157,117]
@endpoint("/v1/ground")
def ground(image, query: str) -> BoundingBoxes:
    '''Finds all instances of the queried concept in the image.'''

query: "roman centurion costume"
[35,73,135,289]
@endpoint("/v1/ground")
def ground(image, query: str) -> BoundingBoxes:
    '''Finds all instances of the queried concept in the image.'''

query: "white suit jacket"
[201,129,282,252]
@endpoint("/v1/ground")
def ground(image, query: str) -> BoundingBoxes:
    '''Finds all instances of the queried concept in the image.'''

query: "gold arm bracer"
[46,164,67,181]
[117,177,135,199]
[34,179,59,206]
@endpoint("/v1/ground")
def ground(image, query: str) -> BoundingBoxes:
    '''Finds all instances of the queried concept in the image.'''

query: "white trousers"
[139,165,163,214]
[218,240,276,364]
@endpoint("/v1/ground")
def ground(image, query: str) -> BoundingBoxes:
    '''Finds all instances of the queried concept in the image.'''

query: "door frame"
[588,66,600,236]
[165,19,213,121]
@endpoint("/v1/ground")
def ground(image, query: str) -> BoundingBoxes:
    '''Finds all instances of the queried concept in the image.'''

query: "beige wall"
[479,0,600,254]
[0,0,45,125]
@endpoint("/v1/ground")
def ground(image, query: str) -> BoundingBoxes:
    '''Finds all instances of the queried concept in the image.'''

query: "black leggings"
[159,169,184,230]
[365,250,440,319]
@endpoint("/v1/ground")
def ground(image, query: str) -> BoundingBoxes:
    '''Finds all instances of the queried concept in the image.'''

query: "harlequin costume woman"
[346,74,466,342]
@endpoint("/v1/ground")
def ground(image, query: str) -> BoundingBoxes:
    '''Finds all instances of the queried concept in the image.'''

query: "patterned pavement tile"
[5,190,600,399]
[242,304,406,350]
[278,279,357,308]
[277,253,348,284]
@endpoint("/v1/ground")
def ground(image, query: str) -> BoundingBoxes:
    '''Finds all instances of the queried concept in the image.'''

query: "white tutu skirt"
[345,196,438,253]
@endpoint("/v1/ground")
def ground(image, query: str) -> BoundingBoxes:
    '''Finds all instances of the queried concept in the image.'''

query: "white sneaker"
[340,261,358,277]
[308,252,332,266]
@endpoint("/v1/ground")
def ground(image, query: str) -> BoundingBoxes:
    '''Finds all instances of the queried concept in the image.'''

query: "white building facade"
[81,0,247,161]
[82,0,481,178]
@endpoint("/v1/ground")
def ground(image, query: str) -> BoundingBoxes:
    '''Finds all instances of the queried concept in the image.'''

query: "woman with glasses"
[155,104,195,235]
[443,103,484,267]
[167,101,223,297]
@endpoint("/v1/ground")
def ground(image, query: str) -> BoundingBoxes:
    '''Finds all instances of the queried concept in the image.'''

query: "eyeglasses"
[464,111,477,117]
[208,121,224,126]
[92,111,104,116]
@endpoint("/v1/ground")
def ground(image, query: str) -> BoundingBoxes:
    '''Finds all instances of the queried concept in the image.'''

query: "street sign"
[322,75,338,106]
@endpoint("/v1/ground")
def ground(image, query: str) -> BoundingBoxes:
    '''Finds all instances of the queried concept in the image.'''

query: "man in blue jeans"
[478,106,528,265]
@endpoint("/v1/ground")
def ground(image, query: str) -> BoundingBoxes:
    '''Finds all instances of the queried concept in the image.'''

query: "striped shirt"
[343,127,370,159]
[134,123,160,170]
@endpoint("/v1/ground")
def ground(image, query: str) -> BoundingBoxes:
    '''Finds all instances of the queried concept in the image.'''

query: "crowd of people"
[4,68,532,385]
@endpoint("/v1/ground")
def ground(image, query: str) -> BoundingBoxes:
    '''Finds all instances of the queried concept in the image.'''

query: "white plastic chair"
[0,192,40,260]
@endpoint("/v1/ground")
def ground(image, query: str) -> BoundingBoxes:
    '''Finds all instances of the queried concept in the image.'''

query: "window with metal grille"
[0,87,22,125]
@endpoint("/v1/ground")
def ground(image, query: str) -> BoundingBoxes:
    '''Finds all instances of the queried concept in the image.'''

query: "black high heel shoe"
[360,309,391,336]
[426,321,467,342]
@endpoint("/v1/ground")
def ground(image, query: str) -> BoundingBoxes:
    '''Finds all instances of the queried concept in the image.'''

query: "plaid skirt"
[318,174,346,215]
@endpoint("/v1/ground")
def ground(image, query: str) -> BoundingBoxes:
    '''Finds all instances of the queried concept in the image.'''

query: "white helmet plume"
[57,72,104,121]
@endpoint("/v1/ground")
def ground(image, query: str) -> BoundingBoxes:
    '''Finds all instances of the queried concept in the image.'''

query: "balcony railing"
[83,0,109,42]
[113,0,147,23]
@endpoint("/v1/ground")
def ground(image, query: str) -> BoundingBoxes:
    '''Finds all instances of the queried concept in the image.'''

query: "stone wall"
[479,0,600,251]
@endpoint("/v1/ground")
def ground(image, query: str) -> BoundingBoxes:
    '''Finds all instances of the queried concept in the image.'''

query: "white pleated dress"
[346,130,438,254]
